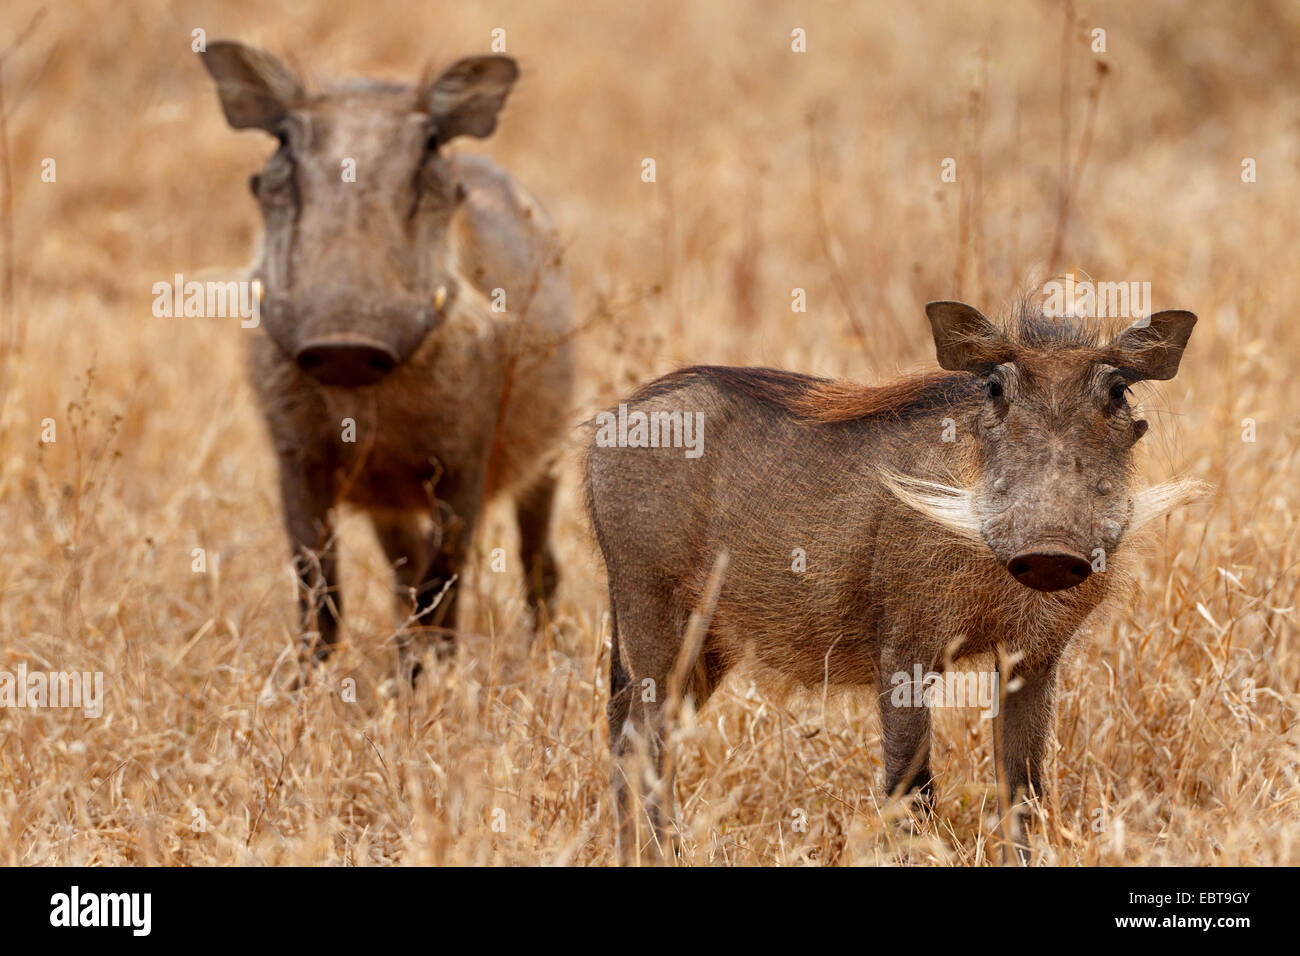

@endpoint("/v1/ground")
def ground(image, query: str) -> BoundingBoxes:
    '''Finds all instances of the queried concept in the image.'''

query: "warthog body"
[200,42,573,665]
[586,299,1197,859]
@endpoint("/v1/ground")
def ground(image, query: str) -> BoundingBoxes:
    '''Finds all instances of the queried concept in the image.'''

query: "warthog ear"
[199,41,304,133]
[1105,310,1197,381]
[422,56,519,142]
[924,301,1014,374]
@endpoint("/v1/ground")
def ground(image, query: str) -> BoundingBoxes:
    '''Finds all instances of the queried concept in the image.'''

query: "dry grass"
[0,0,1297,865]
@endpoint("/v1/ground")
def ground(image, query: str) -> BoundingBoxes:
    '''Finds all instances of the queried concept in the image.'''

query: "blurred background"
[0,0,1297,864]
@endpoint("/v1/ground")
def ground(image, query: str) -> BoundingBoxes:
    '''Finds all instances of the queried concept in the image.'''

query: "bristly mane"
[635,300,1123,426]
[633,365,983,425]
[792,371,980,423]
[1006,295,1107,349]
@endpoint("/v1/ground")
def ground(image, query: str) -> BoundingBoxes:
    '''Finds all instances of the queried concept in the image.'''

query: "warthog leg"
[515,470,560,624]
[280,457,341,662]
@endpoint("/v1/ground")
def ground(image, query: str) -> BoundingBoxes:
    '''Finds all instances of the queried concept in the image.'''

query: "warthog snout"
[261,290,446,387]
[295,336,400,387]
[1006,549,1093,591]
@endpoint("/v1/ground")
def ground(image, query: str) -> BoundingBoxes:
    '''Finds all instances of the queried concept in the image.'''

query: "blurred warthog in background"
[200,41,574,671]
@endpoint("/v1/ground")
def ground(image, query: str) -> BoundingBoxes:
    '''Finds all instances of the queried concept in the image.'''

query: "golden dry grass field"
[0,0,1297,866]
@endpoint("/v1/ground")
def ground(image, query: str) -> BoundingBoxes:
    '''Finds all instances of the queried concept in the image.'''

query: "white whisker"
[1130,478,1211,530]
[878,471,983,541]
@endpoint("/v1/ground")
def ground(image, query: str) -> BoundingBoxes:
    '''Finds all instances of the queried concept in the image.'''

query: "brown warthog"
[586,299,1198,861]
[199,41,573,668]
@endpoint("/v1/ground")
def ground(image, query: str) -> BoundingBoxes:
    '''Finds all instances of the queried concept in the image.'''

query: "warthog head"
[924,300,1196,592]
[200,40,518,386]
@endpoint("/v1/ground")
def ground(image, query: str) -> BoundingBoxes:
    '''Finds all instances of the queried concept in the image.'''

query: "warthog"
[199,41,573,667]
[586,299,1198,861]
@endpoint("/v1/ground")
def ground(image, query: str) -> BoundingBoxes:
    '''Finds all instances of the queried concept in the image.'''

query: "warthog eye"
[987,379,1003,399]
[1110,382,1129,403]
